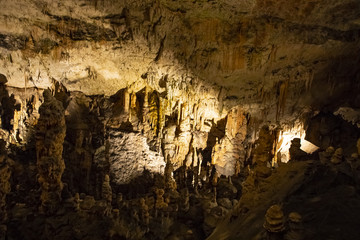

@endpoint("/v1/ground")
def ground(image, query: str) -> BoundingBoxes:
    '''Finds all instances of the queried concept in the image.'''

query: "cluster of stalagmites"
[318,137,360,169]
[0,80,253,239]
[3,77,359,239]
[261,205,304,240]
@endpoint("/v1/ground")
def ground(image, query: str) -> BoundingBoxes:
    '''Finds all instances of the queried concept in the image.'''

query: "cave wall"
[0,1,360,239]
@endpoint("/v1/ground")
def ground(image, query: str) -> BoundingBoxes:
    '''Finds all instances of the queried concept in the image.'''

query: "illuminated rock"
[0,0,359,238]
[172,116,192,168]
[211,106,247,176]
[108,131,165,184]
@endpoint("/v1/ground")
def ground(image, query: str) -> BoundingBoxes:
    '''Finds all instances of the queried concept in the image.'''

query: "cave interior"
[0,0,360,239]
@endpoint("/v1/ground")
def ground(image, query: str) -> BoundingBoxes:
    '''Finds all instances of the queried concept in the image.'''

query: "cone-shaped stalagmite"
[36,90,66,214]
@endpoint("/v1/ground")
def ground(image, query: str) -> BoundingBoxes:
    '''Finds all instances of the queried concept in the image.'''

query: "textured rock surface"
[36,90,66,214]
[0,1,360,239]
[212,106,247,176]
[108,131,165,184]
[0,0,359,127]
[0,140,11,235]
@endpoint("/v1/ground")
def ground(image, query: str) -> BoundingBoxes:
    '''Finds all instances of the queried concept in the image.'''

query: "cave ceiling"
[1,2,360,239]
[0,0,360,125]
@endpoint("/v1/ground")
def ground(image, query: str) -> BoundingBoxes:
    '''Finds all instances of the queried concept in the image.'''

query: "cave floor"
[208,160,360,240]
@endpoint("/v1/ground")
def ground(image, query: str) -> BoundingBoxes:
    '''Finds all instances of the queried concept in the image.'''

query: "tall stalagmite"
[36,90,66,214]
[0,140,11,237]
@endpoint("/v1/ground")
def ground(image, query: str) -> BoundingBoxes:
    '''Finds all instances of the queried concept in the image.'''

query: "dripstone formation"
[0,0,359,239]
[0,140,11,238]
[36,89,66,214]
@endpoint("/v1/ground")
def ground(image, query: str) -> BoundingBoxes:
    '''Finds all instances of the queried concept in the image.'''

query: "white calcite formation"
[108,131,165,184]
[212,106,247,176]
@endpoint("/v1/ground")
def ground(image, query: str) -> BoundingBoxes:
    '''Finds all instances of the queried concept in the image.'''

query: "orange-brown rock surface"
[36,90,66,214]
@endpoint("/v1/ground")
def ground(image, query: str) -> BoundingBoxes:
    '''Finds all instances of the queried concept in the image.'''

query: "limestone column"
[36,90,66,214]
[0,140,11,237]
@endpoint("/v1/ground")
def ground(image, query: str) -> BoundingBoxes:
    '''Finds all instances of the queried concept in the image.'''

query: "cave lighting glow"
[276,123,319,163]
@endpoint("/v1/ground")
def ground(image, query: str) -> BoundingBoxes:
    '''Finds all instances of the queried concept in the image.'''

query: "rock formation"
[263,205,285,239]
[330,148,344,164]
[211,106,247,176]
[319,146,335,164]
[0,0,359,239]
[253,125,274,178]
[284,212,304,240]
[0,140,11,237]
[36,89,66,214]
[289,138,307,161]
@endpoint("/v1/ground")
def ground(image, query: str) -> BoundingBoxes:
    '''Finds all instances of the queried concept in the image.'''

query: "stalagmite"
[263,204,286,240]
[330,148,343,164]
[102,174,112,204]
[36,90,66,214]
[139,198,150,226]
[0,140,11,237]
[253,126,274,178]
[154,188,168,218]
[284,212,304,240]
[289,138,307,161]
[319,146,335,164]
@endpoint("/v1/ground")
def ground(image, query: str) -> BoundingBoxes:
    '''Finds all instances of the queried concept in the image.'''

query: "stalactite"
[124,88,130,114]
[305,70,314,91]
[142,86,149,123]
[276,78,289,121]
[149,91,160,136]
[177,100,181,125]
